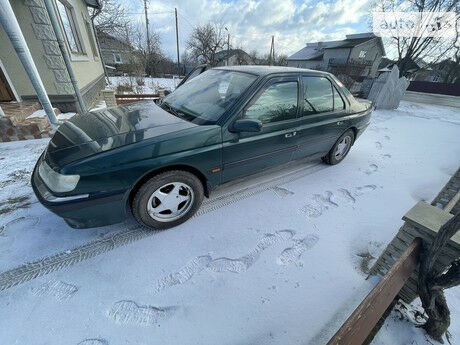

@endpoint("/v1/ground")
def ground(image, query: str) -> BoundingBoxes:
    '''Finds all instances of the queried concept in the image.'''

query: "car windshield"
[161,69,257,125]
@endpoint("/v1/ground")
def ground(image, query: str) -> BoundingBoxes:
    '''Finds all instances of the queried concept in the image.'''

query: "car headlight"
[38,161,80,193]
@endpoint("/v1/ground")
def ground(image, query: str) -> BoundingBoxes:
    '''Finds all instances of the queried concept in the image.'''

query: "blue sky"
[123,0,373,59]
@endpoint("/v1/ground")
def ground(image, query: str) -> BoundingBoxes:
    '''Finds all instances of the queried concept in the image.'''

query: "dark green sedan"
[32,66,372,229]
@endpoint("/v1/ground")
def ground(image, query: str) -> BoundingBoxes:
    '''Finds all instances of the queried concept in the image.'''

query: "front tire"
[323,129,355,165]
[132,170,204,229]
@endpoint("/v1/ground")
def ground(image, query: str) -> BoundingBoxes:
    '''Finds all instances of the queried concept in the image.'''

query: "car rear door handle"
[285,131,297,138]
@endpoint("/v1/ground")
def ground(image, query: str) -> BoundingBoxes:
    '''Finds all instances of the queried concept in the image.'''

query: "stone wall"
[24,0,74,95]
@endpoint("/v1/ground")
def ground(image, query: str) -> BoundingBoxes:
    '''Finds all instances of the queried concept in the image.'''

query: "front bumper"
[31,158,128,229]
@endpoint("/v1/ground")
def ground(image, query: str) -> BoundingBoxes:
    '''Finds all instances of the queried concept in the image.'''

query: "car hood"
[45,101,197,167]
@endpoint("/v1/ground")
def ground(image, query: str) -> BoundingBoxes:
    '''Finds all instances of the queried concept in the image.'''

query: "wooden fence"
[327,238,422,345]
[115,94,160,105]
[327,168,460,345]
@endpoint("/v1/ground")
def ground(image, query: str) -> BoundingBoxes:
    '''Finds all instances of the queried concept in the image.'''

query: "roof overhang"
[85,0,102,9]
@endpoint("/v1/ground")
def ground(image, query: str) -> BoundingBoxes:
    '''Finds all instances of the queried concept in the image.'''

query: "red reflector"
[211,168,221,173]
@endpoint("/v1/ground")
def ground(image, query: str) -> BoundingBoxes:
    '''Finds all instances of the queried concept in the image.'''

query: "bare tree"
[91,0,130,38]
[187,23,226,65]
[373,0,458,77]
[126,23,164,77]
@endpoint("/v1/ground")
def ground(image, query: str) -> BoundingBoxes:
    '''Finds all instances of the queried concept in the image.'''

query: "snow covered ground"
[0,101,459,345]
[27,108,77,121]
[108,76,181,94]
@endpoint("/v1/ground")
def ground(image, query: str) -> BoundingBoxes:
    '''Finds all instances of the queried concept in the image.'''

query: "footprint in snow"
[365,164,378,175]
[31,280,78,301]
[0,216,39,236]
[381,154,392,159]
[272,186,295,197]
[384,135,391,140]
[77,340,109,345]
[151,230,296,293]
[108,300,178,326]
[375,142,383,150]
[300,185,377,218]
[277,234,319,266]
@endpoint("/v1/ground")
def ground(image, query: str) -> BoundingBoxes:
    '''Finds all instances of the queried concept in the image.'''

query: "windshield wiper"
[161,102,194,122]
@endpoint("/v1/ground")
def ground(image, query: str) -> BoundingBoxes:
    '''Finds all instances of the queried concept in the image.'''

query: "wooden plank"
[327,238,422,345]
[444,190,460,213]
[115,94,159,98]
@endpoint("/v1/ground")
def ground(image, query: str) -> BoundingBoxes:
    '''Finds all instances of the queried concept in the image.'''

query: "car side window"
[334,86,345,111]
[302,76,333,115]
[244,81,298,124]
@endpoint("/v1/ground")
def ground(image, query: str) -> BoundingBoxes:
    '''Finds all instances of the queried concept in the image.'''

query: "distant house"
[0,0,105,112]
[97,31,135,75]
[414,59,460,84]
[377,57,460,83]
[378,58,422,78]
[215,49,253,67]
[287,33,385,78]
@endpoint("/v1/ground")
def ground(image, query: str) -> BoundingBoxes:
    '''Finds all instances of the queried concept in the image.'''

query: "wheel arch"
[347,126,358,144]
[127,164,210,209]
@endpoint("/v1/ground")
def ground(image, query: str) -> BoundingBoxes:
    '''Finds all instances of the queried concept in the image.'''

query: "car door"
[221,76,300,182]
[292,75,349,160]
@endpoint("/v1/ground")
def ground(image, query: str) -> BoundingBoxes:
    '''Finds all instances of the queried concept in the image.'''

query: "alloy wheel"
[147,182,195,222]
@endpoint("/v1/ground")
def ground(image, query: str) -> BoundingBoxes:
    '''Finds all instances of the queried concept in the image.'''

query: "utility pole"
[143,0,151,53]
[227,33,230,66]
[269,36,274,66]
[175,8,180,75]
[224,27,230,66]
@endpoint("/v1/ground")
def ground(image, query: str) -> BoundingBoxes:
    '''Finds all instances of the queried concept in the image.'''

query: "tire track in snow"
[0,162,324,292]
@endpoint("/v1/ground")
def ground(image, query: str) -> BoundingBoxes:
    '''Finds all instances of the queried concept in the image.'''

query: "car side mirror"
[230,119,262,133]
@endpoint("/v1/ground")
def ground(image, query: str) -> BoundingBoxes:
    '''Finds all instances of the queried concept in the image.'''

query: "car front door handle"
[337,121,343,125]
[285,131,297,138]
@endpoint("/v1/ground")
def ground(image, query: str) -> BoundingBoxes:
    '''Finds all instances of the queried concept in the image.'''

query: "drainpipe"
[0,0,58,127]
[43,0,87,114]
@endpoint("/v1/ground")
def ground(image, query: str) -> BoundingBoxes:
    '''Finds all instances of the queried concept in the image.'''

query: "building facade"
[97,32,135,76]
[215,49,253,67]
[287,33,385,78]
[0,0,105,112]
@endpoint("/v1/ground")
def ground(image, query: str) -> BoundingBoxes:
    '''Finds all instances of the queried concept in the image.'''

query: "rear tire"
[323,129,355,165]
[132,170,204,229]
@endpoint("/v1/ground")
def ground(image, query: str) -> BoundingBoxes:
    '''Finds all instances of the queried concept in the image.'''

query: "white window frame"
[83,14,98,59]
[358,50,367,59]
[113,53,123,64]
[55,0,87,59]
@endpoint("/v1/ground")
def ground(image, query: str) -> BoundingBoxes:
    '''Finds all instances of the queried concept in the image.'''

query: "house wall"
[65,0,105,92]
[349,38,383,77]
[0,0,104,111]
[323,48,351,68]
[287,60,322,70]
[99,35,132,66]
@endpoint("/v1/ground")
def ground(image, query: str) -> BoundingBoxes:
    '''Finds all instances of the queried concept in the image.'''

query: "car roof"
[213,65,329,76]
